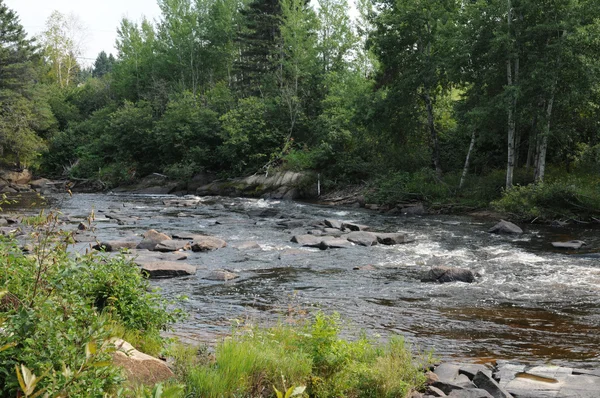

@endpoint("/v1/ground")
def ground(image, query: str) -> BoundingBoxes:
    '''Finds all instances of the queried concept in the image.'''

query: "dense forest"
[1,0,600,217]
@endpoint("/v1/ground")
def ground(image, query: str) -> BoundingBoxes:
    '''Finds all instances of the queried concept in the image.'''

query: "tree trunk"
[505,0,519,189]
[459,130,476,189]
[535,93,554,182]
[423,91,442,178]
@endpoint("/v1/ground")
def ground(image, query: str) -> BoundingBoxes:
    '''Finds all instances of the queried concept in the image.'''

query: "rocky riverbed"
[3,192,600,397]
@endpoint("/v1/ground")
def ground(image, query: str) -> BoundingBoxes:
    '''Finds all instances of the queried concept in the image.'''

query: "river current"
[27,193,600,367]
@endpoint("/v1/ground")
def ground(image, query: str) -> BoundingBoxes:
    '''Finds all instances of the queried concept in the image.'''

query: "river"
[16,192,600,367]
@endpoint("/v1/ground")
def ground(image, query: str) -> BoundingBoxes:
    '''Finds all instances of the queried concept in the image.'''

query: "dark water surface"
[18,193,600,367]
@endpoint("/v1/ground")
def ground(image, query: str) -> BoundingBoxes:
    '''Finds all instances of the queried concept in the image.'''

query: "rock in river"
[422,266,475,283]
[551,240,586,249]
[191,235,227,251]
[346,231,378,247]
[375,232,413,245]
[154,239,191,252]
[93,240,139,252]
[488,220,523,234]
[137,229,171,250]
[137,260,196,278]
[204,269,239,281]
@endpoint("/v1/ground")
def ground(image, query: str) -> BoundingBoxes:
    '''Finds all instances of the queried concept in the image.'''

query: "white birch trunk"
[459,130,476,189]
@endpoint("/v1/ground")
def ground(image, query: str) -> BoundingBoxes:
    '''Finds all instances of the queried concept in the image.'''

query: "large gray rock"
[137,229,171,250]
[489,220,523,235]
[551,240,586,250]
[191,235,227,251]
[322,227,347,237]
[375,232,413,245]
[423,266,475,283]
[137,261,196,278]
[346,231,378,247]
[154,239,191,252]
[197,171,311,199]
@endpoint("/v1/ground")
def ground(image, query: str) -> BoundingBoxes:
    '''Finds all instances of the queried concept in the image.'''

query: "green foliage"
[0,212,182,396]
[493,177,600,220]
[183,312,429,398]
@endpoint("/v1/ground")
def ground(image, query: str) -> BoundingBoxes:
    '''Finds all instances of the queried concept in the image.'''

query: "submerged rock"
[488,220,523,235]
[422,266,475,283]
[204,269,239,281]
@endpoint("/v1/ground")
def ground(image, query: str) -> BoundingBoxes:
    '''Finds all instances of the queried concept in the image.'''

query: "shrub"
[0,212,182,396]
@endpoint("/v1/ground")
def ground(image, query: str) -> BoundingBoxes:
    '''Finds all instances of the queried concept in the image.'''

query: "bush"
[493,178,600,220]
[0,212,181,396]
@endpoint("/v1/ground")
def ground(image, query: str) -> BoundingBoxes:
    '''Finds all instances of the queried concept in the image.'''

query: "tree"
[371,0,457,178]
[40,11,87,88]
[92,51,115,78]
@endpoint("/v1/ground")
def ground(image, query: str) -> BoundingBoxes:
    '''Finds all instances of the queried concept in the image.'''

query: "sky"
[5,0,162,66]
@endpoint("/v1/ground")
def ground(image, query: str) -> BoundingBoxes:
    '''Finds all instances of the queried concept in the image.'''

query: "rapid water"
[29,193,600,366]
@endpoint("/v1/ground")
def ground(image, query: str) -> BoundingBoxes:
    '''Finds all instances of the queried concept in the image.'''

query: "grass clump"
[183,312,431,398]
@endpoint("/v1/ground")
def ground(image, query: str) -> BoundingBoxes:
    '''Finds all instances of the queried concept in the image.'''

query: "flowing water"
[16,193,600,367]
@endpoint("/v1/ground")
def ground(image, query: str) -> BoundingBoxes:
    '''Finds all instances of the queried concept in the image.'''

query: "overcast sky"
[5,0,162,66]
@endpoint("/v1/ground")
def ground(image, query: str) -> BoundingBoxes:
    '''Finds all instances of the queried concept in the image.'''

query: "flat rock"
[375,232,413,245]
[346,231,378,247]
[93,240,140,252]
[154,239,191,252]
[291,234,323,246]
[204,269,239,281]
[489,220,523,234]
[137,261,196,278]
[132,250,189,261]
[427,386,447,397]
[551,240,586,249]
[111,338,174,386]
[319,238,353,250]
[423,266,475,283]
[163,198,201,207]
[137,229,171,250]
[191,235,227,251]
[322,227,347,237]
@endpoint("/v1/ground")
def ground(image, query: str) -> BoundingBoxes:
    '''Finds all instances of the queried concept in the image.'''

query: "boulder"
[551,240,586,250]
[323,228,347,237]
[204,269,239,281]
[137,261,196,278]
[423,266,475,284]
[400,203,426,215]
[375,232,413,245]
[191,235,227,251]
[488,220,523,235]
[426,385,447,397]
[93,240,139,252]
[29,178,53,190]
[111,338,174,386]
[137,229,171,250]
[346,231,378,247]
[0,186,17,193]
[154,239,191,252]
[0,169,32,185]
